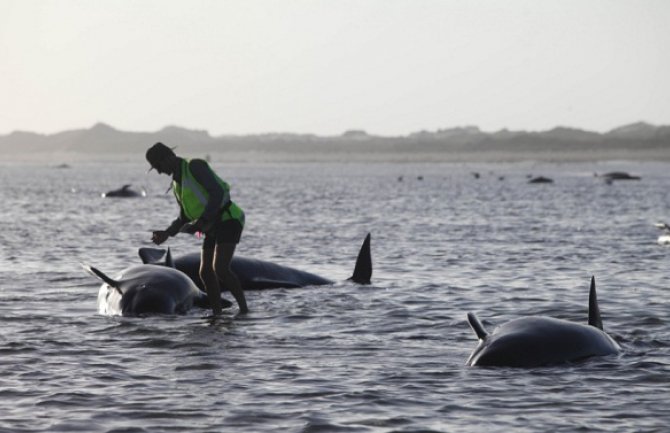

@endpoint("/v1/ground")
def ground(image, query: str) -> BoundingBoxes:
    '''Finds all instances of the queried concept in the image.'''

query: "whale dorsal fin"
[467,312,489,340]
[139,247,167,265]
[349,233,372,285]
[165,247,175,268]
[588,276,603,330]
[83,265,123,295]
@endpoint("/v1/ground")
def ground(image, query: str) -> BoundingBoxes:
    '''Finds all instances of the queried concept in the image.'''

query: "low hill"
[1,122,669,162]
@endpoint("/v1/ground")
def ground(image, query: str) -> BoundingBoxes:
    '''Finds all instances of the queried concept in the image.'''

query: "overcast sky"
[2,0,669,136]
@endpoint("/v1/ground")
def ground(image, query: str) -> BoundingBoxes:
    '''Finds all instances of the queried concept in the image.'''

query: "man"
[145,142,248,315]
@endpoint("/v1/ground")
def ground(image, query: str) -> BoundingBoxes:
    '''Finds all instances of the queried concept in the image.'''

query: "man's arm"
[151,211,186,245]
[165,213,186,236]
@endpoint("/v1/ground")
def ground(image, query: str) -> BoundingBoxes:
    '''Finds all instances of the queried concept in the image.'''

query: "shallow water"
[0,160,669,432]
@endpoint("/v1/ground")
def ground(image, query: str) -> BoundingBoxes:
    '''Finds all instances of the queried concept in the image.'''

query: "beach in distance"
[1,121,670,163]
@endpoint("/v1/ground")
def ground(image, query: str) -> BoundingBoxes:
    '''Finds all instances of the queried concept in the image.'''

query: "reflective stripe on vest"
[172,159,244,225]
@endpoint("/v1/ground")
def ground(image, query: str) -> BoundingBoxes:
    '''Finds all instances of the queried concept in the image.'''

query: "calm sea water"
[0,160,669,433]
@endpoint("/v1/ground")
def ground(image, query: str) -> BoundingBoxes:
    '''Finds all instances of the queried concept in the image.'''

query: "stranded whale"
[466,277,620,367]
[654,222,670,245]
[85,249,228,316]
[528,176,554,184]
[138,233,373,291]
[102,184,146,198]
[595,171,641,182]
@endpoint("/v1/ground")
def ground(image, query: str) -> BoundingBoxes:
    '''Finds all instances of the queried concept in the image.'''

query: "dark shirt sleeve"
[165,213,186,236]
[189,159,227,220]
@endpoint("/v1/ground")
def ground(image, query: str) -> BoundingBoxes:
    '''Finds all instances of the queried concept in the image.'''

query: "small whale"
[528,176,553,184]
[102,184,146,198]
[84,248,229,316]
[655,222,670,245]
[466,277,621,367]
[595,171,641,182]
[139,233,373,291]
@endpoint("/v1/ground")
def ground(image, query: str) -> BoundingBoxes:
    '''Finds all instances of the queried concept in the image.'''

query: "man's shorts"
[202,219,243,250]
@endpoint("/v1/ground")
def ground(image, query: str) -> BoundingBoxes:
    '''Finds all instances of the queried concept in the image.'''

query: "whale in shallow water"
[466,277,621,367]
[528,176,553,184]
[595,171,641,182]
[102,184,146,198]
[654,222,670,245]
[85,249,228,316]
[138,233,373,291]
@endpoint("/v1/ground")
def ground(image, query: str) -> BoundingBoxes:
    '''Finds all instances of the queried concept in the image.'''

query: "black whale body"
[139,233,373,291]
[85,249,229,316]
[466,277,621,367]
[596,171,641,181]
[102,184,145,198]
[528,176,553,184]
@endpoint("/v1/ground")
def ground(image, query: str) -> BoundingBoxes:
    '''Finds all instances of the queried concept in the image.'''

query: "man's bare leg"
[214,242,248,313]
[200,247,222,315]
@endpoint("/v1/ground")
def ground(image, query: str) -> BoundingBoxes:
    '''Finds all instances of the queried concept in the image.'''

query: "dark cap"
[146,142,176,170]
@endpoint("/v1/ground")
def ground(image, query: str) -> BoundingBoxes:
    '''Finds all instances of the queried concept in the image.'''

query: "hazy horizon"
[1,119,666,138]
[3,0,670,136]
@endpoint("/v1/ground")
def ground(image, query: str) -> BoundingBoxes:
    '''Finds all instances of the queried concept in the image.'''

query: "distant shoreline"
[2,121,669,163]
[3,148,670,164]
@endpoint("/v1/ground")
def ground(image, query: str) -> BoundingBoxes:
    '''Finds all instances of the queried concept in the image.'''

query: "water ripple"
[1,161,669,432]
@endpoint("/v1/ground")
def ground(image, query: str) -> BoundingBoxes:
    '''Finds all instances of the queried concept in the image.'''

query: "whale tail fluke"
[467,312,489,341]
[137,247,175,268]
[588,276,603,330]
[83,264,123,295]
[139,247,167,265]
[349,233,372,285]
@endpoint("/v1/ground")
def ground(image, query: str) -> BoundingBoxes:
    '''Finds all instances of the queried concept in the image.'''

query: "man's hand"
[151,230,170,245]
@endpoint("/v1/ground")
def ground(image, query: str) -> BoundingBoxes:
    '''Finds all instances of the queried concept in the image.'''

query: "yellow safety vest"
[172,159,245,225]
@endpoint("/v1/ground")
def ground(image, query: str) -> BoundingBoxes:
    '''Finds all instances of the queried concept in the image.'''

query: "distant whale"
[528,176,553,184]
[466,277,621,367]
[102,184,146,198]
[655,222,670,245]
[85,249,228,316]
[138,233,373,291]
[595,171,641,184]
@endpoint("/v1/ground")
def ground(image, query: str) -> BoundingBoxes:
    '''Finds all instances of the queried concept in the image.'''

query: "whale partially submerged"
[138,233,373,291]
[654,222,670,245]
[85,249,228,316]
[528,176,553,184]
[102,184,146,198]
[595,171,641,184]
[466,277,621,367]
